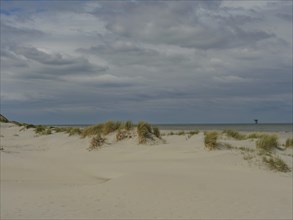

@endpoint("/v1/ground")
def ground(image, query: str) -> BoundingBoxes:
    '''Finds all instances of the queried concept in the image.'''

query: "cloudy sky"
[1,0,292,124]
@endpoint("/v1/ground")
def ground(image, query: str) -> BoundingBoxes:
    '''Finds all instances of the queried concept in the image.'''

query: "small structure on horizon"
[254,119,258,124]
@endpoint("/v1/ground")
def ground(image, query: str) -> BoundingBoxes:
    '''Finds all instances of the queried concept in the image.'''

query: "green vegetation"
[66,127,82,136]
[102,121,122,135]
[188,130,199,136]
[82,121,132,138]
[262,155,291,172]
[35,125,52,135]
[247,132,266,139]
[223,129,246,140]
[285,138,293,148]
[137,121,152,144]
[124,120,133,131]
[177,131,185,135]
[256,134,278,152]
[153,127,161,138]
[204,132,218,150]
[81,124,103,138]
[0,114,9,123]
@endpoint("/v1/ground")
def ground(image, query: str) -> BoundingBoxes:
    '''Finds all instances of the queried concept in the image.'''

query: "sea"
[51,123,292,132]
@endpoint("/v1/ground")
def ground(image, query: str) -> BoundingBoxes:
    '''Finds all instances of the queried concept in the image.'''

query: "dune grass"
[81,124,103,138]
[262,155,291,172]
[82,121,134,138]
[256,134,278,152]
[247,132,266,139]
[102,121,122,135]
[153,127,161,138]
[67,127,82,136]
[223,129,246,140]
[88,134,106,151]
[137,121,153,144]
[285,138,293,148]
[35,125,52,135]
[124,120,133,131]
[204,131,218,150]
[0,114,9,123]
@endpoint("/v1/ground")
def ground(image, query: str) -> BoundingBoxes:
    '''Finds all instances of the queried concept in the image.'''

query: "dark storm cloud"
[1,0,292,124]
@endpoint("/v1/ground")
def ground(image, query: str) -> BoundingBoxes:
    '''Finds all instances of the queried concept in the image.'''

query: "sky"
[0,0,292,124]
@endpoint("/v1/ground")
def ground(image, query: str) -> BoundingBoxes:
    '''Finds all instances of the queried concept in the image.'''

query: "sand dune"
[1,122,292,219]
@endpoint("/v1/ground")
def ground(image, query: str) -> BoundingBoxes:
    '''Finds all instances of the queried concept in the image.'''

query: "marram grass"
[256,134,278,152]
[204,132,218,150]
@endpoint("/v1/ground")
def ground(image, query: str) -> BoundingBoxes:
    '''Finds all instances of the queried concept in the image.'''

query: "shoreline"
[46,123,292,132]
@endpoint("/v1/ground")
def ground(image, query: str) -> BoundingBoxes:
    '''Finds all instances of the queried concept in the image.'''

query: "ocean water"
[52,123,292,132]
[155,124,293,132]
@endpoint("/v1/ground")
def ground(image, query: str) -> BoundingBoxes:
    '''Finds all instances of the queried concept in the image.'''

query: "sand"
[1,122,292,219]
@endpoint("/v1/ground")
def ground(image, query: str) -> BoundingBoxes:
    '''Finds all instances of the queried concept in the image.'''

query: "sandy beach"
[1,122,292,219]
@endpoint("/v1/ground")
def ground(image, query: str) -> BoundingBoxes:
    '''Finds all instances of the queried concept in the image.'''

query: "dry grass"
[35,125,52,135]
[82,121,129,138]
[0,114,9,123]
[116,130,132,141]
[223,129,246,140]
[247,132,266,139]
[256,134,278,152]
[81,124,103,138]
[204,132,218,150]
[102,121,122,135]
[88,134,106,151]
[262,155,291,172]
[124,121,133,131]
[137,121,152,144]
[285,138,293,148]
[153,127,161,138]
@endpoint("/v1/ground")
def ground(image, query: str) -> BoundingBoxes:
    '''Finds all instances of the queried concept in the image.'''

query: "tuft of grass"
[0,114,9,123]
[24,124,36,129]
[262,155,291,172]
[34,125,52,135]
[53,127,65,133]
[35,125,46,134]
[223,129,246,140]
[81,124,103,138]
[247,132,266,139]
[153,127,161,138]
[66,127,82,136]
[82,121,123,137]
[102,121,117,135]
[204,132,218,150]
[35,125,52,135]
[187,130,199,139]
[256,134,278,152]
[177,131,185,135]
[124,121,133,131]
[88,134,106,151]
[285,138,293,148]
[137,121,152,144]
